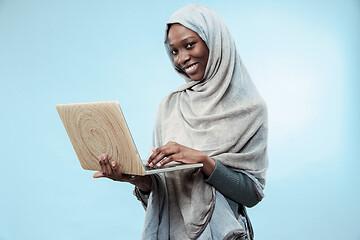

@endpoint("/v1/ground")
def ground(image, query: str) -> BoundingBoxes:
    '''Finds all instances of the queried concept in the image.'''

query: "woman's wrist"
[132,175,152,193]
[201,154,216,177]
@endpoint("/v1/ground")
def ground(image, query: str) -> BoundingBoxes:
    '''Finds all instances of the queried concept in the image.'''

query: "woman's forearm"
[200,154,216,177]
[132,175,152,193]
[205,160,261,208]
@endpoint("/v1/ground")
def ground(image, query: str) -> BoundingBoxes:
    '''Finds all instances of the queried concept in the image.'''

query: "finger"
[148,149,169,168]
[152,151,168,167]
[99,155,107,175]
[110,161,135,182]
[103,157,113,176]
[147,147,161,165]
[147,142,178,167]
[146,147,157,166]
[156,155,174,168]
[93,171,105,178]
[147,147,160,166]
[110,161,122,180]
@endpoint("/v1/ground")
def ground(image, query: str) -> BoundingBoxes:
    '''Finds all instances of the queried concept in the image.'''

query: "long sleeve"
[204,159,261,208]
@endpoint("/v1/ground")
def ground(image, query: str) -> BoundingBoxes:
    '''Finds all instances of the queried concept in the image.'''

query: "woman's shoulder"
[158,91,179,110]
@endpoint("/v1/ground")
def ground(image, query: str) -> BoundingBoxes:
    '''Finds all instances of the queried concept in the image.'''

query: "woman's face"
[168,24,209,81]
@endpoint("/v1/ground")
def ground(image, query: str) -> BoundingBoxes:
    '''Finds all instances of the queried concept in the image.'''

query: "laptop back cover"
[56,101,146,176]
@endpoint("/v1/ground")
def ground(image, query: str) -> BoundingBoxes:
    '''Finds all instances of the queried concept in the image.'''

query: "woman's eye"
[171,49,178,55]
[186,42,196,48]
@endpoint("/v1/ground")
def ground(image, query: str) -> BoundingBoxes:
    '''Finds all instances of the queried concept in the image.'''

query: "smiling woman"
[93,3,268,240]
[168,23,209,81]
[1,0,359,239]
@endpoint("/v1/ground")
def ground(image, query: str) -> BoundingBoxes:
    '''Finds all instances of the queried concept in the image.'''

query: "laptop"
[56,101,203,175]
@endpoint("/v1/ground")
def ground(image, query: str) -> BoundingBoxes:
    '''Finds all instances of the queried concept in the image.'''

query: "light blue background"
[1,0,359,239]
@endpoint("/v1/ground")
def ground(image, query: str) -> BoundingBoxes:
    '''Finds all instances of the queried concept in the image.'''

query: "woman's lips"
[184,63,199,74]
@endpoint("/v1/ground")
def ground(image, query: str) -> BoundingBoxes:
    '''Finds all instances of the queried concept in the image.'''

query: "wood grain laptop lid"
[56,101,146,175]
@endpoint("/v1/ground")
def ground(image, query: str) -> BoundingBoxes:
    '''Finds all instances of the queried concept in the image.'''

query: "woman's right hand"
[93,154,152,193]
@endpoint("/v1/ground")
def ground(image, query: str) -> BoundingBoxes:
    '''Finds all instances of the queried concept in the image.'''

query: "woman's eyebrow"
[169,36,196,47]
[180,36,196,42]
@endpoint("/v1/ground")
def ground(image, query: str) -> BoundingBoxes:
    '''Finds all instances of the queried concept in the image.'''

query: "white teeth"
[185,64,197,72]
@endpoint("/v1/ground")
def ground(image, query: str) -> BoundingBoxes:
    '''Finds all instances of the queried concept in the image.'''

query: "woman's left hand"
[146,141,216,177]
[93,154,152,193]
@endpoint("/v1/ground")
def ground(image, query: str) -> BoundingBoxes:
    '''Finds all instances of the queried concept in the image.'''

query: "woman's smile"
[183,62,199,74]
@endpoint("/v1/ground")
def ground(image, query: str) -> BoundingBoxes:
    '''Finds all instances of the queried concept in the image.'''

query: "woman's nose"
[177,50,190,66]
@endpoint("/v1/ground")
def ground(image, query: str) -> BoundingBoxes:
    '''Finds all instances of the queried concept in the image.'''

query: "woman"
[94,4,268,240]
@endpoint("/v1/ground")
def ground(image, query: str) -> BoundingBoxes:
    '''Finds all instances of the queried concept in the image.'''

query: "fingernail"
[157,163,161,167]
[111,161,116,167]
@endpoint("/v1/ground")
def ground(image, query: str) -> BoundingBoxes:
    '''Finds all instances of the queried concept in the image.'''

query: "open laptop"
[56,101,203,175]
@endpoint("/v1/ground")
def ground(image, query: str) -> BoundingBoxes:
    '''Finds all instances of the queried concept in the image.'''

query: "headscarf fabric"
[152,4,268,239]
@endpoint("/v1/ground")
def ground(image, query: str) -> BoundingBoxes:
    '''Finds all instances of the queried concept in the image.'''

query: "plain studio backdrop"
[0,0,359,239]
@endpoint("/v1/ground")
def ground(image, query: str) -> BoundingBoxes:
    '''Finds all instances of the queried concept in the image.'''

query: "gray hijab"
[152,4,268,239]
